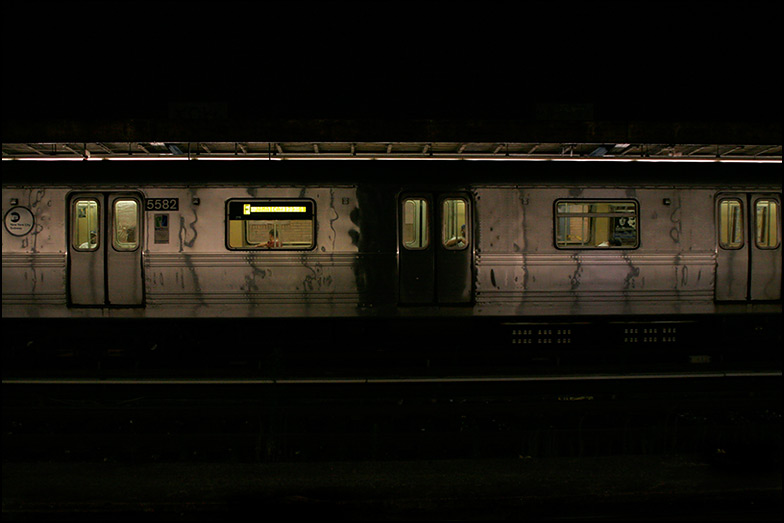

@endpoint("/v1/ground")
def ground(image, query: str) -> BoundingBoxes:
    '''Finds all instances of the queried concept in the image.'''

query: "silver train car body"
[2,161,781,321]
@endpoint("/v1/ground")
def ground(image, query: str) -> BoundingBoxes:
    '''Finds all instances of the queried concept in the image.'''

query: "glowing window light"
[243,205,307,214]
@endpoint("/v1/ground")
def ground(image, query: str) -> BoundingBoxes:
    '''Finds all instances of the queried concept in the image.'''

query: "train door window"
[226,200,315,250]
[755,199,780,248]
[402,198,429,249]
[113,199,139,251]
[442,198,469,249]
[718,198,744,249]
[73,198,99,251]
[555,200,638,248]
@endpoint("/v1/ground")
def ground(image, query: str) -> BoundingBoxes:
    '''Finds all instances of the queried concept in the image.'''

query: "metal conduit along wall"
[2,142,781,161]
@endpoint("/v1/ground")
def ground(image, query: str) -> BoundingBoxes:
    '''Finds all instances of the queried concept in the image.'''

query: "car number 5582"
[145,198,179,211]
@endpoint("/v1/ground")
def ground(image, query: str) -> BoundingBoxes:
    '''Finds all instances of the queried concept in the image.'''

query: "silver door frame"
[749,193,782,301]
[715,192,781,301]
[68,191,144,307]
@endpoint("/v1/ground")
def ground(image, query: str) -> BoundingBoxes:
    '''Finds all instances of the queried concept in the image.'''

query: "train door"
[68,192,144,306]
[716,192,781,301]
[398,192,473,304]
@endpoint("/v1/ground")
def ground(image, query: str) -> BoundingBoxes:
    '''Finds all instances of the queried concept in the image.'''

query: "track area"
[4,373,781,460]
[3,456,781,521]
[3,372,781,520]
[3,315,781,520]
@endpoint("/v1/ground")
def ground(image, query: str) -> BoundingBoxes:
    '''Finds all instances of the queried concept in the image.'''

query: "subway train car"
[2,160,781,373]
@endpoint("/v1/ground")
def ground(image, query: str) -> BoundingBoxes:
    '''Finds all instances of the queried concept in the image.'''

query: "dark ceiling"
[2,1,781,147]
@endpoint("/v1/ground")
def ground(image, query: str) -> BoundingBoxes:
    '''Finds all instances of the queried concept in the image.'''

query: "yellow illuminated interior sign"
[243,204,307,215]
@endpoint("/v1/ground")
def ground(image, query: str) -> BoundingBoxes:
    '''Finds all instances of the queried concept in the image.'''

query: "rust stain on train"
[623,254,641,290]
[569,254,583,290]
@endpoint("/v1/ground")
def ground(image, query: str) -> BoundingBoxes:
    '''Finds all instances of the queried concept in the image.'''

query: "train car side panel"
[474,187,717,315]
[2,188,68,310]
[142,186,367,317]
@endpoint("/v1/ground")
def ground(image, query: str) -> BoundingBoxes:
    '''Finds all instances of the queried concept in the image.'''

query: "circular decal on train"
[4,206,35,236]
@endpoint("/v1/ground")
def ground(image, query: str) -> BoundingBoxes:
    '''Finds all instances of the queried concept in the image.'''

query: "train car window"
[555,200,638,249]
[402,198,429,249]
[227,200,315,250]
[718,199,744,249]
[442,198,469,250]
[73,199,99,251]
[113,199,140,251]
[755,199,780,249]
